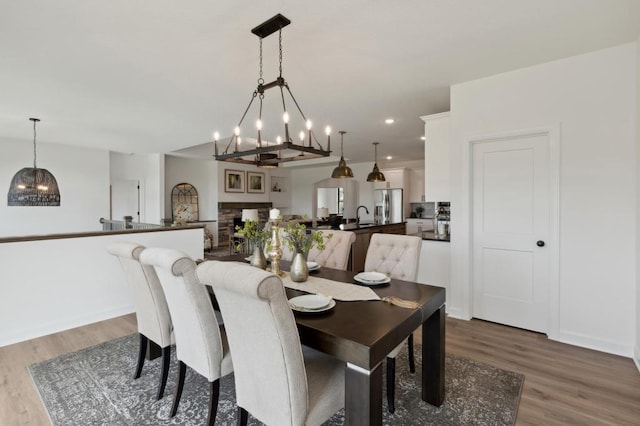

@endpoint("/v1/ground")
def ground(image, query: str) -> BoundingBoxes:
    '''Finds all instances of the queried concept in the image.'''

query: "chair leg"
[156,346,171,400]
[386,357,396,413]
[170,361,187,418]
[206,379,220,426]
[408,333,416,373]
[237,407,248,426]
[134,333,148,379]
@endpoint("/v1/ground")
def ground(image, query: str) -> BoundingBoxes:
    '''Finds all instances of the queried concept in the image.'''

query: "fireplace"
[217,202,272,247]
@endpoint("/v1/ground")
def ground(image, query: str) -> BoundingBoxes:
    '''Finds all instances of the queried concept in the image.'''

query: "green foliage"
[282,221,332,256]
[235,220,269,249]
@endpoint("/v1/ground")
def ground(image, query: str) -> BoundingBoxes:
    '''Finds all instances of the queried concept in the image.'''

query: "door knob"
[536,240,545,247]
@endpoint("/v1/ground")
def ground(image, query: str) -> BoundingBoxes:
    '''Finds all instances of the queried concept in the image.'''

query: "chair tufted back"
[107,242,172,347]
[197,261,309,426]
[307,230,356,271]
[364,234,422,281]
[139,248,231,382]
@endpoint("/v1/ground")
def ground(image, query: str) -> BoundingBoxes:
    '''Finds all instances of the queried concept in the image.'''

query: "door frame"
[463,126,560,339]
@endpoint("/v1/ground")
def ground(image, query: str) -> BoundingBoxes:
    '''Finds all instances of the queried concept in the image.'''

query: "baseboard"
[634,345,640,373]
[552,329,633,358]
[0,304,134,348]
[445,306,467,320]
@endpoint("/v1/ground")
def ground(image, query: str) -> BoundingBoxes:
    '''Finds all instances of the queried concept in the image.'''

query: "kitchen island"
[336,222,407,271]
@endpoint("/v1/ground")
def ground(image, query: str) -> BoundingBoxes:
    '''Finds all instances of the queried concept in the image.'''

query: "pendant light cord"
[31,118,39,169]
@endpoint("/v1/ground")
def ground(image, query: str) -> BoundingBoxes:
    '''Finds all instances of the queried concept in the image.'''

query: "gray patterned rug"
[28,334,523,425]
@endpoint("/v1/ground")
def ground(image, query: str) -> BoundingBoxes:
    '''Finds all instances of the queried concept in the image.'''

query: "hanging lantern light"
[7,118,61,206]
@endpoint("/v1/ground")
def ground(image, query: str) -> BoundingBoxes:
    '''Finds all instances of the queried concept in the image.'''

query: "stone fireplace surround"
[217,202,272,247]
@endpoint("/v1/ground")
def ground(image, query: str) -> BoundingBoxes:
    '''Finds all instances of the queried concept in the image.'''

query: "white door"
[111,179,140,222]
[472,133,550,333]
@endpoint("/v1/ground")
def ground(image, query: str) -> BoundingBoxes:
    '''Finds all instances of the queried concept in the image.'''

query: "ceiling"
[1,1,639,166]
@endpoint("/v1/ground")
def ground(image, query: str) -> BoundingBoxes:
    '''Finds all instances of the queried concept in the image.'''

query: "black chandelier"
[7,118,61,207]
[213,14,332,168]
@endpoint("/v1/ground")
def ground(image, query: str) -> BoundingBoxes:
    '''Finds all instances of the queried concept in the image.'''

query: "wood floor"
[1,314,638,425]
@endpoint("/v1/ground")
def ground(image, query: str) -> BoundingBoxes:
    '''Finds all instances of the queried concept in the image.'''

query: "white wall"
[110,152,165,224]
[635,36,640,370]
[0,138,110,237]
[291,162,376,221]
[217,162,271,203]
[0,228,203,347]
[165,156,218,221]
[450,43,637,356]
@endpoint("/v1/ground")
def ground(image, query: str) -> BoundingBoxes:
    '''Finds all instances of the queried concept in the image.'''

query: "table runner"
[282,274,380,301]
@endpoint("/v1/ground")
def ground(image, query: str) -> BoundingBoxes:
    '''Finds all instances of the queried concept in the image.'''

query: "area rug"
[28,334,523,425]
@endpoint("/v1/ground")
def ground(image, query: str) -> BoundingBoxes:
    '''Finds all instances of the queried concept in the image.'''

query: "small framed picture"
[225,169,245,193]
[247,171,265,193]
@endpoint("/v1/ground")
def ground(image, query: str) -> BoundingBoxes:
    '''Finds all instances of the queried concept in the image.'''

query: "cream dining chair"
[139,248,233,425]
[197,260,345,426]
[307,229,356,271]
[364,233,422,413]
[107,241,173,400]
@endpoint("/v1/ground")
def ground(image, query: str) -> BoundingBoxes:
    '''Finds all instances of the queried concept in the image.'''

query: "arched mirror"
[171,183,199,222]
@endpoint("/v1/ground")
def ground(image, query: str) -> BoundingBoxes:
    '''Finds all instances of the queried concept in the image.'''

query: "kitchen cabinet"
[408,168,425,202]
[405,218,431,235]
[421,112,450,202]
[374,168,408,190]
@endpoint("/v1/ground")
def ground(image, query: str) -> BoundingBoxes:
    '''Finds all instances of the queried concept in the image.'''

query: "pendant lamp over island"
[366,142,386,182]
[7,118,61,207]
[331,131,354,179]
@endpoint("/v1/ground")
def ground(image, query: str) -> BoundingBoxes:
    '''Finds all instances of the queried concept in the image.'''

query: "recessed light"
[386,155,392,160]
[420,136,426,141]
[385,118,394,124]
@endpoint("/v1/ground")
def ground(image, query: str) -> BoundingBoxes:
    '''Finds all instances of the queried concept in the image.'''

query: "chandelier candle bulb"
[283,112,290,142]
[306,120,313,146]
[325,126,331,150]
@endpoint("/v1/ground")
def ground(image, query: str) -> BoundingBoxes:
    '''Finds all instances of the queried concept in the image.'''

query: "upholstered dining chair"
[197,260,345,426]
[364,233,422,413]
[139,248,233,425]
[107,241,172,400]
[307,229,356,271]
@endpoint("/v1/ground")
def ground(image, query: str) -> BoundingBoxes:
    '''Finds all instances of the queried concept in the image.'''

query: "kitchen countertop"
[311,222,406,231]
[412,231,450,242]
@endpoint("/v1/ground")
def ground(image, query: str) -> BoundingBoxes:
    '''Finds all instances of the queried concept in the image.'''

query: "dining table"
[210,254,446,426]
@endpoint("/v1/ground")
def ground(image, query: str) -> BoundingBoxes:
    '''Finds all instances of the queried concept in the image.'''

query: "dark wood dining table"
[211,254,446,426]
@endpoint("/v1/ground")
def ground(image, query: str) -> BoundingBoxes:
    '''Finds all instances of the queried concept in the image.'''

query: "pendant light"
[7,118,61,206]
[331,131,354,178]
[366,142,386,182]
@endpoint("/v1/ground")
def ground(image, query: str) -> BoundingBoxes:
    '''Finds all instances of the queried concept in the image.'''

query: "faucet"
[356,205,369,224]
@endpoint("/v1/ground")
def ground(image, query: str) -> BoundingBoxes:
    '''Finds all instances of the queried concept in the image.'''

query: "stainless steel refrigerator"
[374,189,403,224]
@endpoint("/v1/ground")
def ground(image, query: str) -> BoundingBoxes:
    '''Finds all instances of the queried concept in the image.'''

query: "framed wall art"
[247,171,265,193]
[225,169,245,193]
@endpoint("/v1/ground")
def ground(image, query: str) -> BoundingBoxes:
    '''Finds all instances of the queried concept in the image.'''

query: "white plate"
[290,298,336,314]
[288,294,332,311]
[354,273,391,286]
[307,261,320,271]
[356,271,388,282]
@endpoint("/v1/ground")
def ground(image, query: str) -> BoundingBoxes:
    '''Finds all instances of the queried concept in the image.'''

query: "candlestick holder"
[268,220,286,277]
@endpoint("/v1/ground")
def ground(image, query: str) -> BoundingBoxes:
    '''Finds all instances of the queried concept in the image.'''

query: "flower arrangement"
[282,221,332,257]
[236,220,270,250]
